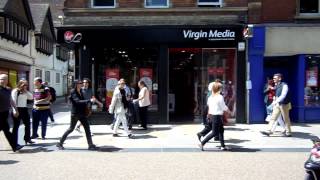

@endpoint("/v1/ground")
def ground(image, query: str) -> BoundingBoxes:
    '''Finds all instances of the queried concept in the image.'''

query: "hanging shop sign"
[64,31,82,43]
[105,68,119,108]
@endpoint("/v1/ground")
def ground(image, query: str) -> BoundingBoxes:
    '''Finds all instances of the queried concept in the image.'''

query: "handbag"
[85,106,92,117]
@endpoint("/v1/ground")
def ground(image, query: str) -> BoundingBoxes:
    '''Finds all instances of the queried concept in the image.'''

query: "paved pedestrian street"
[0,99,319,179]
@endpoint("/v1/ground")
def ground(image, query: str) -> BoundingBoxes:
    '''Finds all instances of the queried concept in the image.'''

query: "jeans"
[32,109,50,138]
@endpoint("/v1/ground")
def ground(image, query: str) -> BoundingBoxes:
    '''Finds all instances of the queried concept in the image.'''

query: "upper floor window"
[300,0,320,14]
[198,0,222,6]
[145,0,169,8]
[0,16,29,45]
[92,0,115,8]
[35,35,54,55]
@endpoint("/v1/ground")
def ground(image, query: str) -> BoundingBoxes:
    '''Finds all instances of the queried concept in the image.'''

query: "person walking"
[11,79,34,145]
[0,74,24,152]
[197,81,215,141]
[31,77,51,140]
[42,82,56,124]
[263,77,275,115]
[75,78,102,133]
[261,73,292,137]
[197,79,222,142]
[109,80,132,138]
[134,80,150,130]
[56,80,98,150]
[198,81,230,151]
[263,77,285,133]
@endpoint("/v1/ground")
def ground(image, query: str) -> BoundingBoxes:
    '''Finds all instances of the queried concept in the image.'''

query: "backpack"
[49,87,56,103]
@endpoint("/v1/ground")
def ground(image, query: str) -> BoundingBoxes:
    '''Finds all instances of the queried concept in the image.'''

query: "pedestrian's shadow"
[130,134,157,139]
[207,138,250,144]
[17,147,54,154]
[97,146,123,152]
[264,131,319,140]
[41,135,82,141]
[227,145,261,152]
[92,132,113,136]
[225,127,250,131]
[0,160,19,165]
[286,132,318,140]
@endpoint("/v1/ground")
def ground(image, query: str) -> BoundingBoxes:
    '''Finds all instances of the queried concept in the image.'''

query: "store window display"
[305,55,320,106]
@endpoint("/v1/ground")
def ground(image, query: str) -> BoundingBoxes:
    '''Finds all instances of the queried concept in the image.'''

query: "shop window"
[300,0,320,13]
[198,0,222,6]
[9,70,17,88]
[45,71,51,83]
[97,47,159,111]
[92,0,115,8]
[169,48,236,121]
[56,73,60,84]
[35,69,42,79]
[145,0,169,7]
[305,55,320,106]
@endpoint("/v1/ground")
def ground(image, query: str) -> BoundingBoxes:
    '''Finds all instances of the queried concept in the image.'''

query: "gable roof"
[30,3,56,41]
[0,0,34,29]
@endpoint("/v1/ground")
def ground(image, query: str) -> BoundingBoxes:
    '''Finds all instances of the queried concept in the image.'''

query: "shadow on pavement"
[0,160,19,165]
[225,138,250,144]
[92,132,113,136]
[130,134,157,139]
[290,132,319,140]
[228,145,261,152]
[18,147,54,154]
[98,146,123,152]
[225,127,250,131]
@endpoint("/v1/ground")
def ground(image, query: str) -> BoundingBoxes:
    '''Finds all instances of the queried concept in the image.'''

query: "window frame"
[35,69,42,79]
[145,0,169,8]
[91,0,116,8]
[197,0,222,6]
[56,73,61,84]
[45,70,51,83]
[299,0,320,15]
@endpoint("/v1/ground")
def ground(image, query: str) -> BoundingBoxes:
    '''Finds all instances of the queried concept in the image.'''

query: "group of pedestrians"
[196,72,293,151]
[0,74,59,152]
[56,78,151,150]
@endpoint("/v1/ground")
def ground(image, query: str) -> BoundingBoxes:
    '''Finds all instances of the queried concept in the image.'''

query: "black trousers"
[0,111,17,150]
[139,106,148,128]
[201,115,225,148]
[60,114,94,147]
[12,107,31,143]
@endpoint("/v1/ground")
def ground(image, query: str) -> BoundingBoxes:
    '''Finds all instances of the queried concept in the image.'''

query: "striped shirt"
[33,85,51,110]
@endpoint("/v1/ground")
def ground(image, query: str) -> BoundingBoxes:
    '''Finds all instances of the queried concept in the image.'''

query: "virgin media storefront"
[57,25,246,123]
